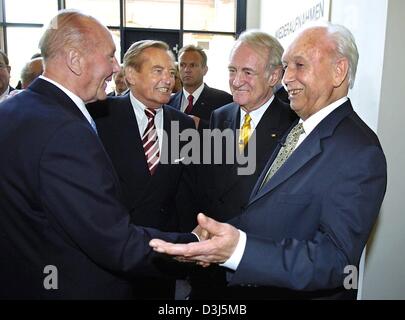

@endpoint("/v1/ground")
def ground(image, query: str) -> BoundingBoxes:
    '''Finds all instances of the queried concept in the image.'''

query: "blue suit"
[228,100,387,299]
[0,78,195,299]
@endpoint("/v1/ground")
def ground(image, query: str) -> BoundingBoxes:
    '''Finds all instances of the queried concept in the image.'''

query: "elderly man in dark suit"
[168,45,233,129]
[0,10,196,300]
[150,23,387,300]
[183,30,297,299]
[87,40,197,299]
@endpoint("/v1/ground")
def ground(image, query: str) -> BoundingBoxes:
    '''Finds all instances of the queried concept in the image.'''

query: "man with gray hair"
[0,10,197,299]
[184,30,297,299]
[150,23,387,300]
[87,40,197,299]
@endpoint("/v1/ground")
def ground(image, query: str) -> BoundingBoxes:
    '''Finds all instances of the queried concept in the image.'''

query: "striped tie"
[142,108,160,175]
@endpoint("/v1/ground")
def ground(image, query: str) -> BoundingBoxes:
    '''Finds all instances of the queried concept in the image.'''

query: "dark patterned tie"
[184,95,194,114]
[142,108,160,175]
[260,122,305,189]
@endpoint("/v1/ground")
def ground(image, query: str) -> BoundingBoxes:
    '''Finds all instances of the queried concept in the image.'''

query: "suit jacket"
[0,78,195,299]
[228,100,387,299]
[88,95,197,299]
[168,83,233,129]
[88,95,196,232]
[188,97,297,299]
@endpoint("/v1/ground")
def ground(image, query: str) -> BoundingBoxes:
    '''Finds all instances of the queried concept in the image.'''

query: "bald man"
[20,57,44,89]
[0,9,196,299]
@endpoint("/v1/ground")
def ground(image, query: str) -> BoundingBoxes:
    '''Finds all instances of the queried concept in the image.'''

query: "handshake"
[149,213,240,267]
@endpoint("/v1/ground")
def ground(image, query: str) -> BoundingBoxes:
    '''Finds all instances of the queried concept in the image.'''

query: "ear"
[203,65,208,76]
[124,66,137,86]
[267,67,283,87]
[65,48,83,76]
[333,57,349,88]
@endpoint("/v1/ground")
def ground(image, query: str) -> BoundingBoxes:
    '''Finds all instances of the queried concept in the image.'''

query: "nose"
[282,66,294,86]
[111,56,120,73]
[162,69,173,84]
[231,70,245,88]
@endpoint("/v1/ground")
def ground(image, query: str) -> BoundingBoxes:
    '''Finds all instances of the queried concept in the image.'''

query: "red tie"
[142,109,159,175]
[184,95,194,114]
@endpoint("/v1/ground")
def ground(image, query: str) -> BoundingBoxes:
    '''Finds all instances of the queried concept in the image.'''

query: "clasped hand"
[149,213,239,267]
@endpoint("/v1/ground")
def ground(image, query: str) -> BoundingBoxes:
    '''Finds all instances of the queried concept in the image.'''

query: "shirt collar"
[300,97,348,135]
[130,90,162,118]
[39,75,94,125]
[0,86,11,101]
[240,95,275,129]
[183,82,205,101]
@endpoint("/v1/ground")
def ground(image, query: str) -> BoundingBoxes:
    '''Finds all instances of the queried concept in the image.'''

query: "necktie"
[142,109,160,175]
[239,113,252,153]
[260,122,305,188]
[184,95,194,114]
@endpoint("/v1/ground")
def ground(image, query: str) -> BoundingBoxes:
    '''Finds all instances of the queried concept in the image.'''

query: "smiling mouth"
[157,88,171,93]
[288,89,303,97]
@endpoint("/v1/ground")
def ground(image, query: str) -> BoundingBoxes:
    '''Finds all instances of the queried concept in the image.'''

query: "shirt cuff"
[220,230,246,271]
[191,232,200,242]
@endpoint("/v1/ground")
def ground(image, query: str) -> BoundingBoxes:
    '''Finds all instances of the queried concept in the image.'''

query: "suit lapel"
[193,84,208,111]
[249,100,354,205]
[28,78,87,123]
[219,99,284,196]
[118,96,151,184]
[214,105,240,191]
[170,92,182,110]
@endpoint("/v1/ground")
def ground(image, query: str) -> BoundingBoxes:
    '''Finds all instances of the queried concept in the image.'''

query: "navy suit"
[0,78,195,299]
[168,83,233,129]
[227,100,387,299]
[88,95,196,299]
[189,97,297,299]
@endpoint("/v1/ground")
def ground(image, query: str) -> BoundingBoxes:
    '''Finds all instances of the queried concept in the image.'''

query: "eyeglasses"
[0,63,9,69]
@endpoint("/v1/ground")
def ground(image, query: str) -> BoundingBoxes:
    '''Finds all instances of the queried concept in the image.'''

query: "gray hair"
[326,23,359,89]
[123,40,174,71]
[39,9,99,61]
[178,45,208,68]
[21,57,44,88]
[233,29,284,74]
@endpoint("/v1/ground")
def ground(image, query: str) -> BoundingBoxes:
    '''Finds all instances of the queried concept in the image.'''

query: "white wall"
[361,0,405,299]
[330,0,388,132]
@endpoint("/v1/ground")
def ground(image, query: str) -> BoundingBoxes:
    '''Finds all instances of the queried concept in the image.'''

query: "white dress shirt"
[239,95,274,130]
[0,86,11,102]
[129,91,164,152]
[181,82,205,112]
[222,96,349,271]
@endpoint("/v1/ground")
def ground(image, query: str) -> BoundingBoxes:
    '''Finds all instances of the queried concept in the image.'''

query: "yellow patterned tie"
[239,113,252,153]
